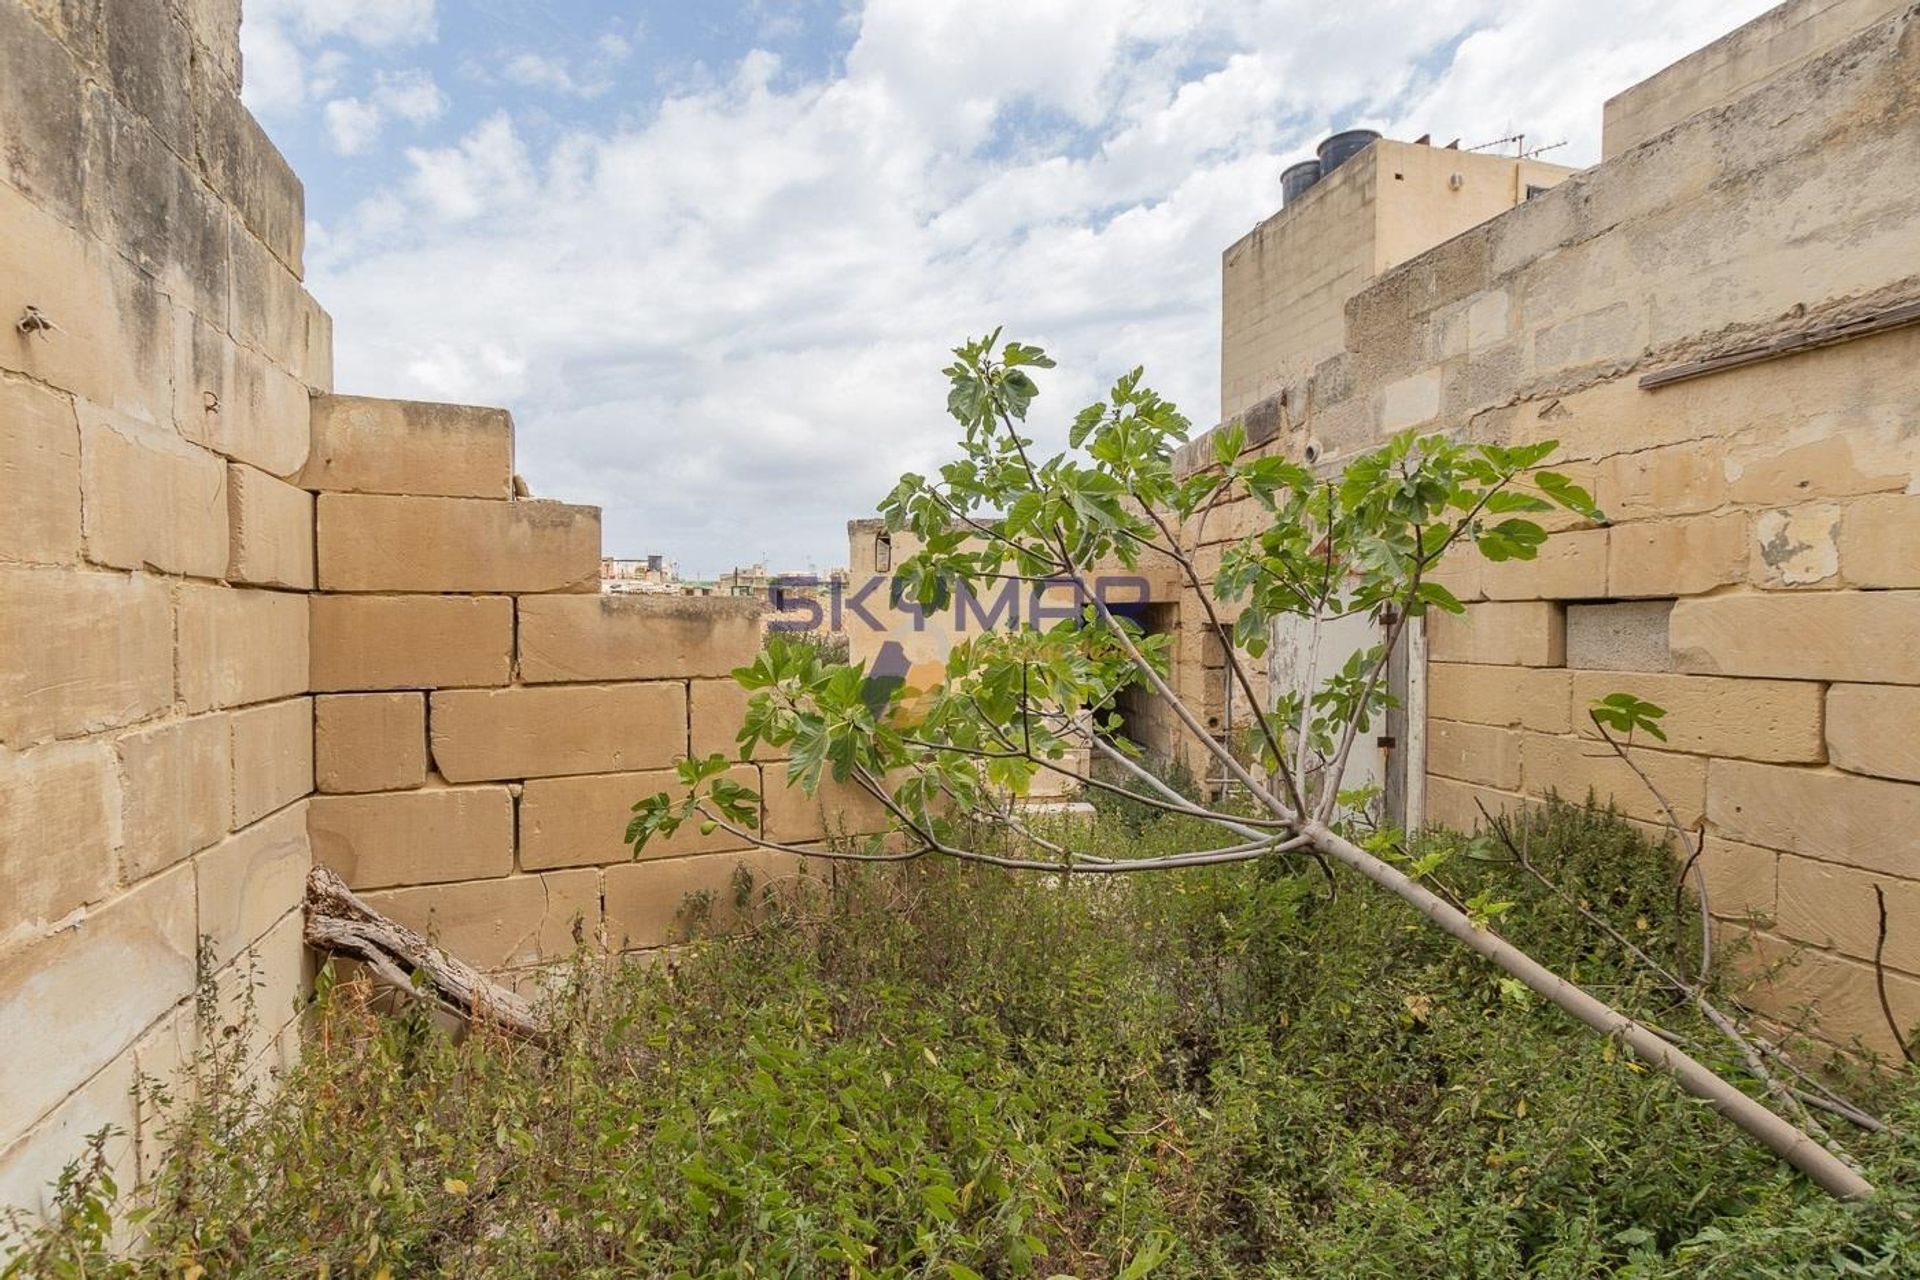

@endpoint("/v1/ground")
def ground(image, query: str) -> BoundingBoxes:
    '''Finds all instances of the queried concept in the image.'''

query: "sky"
[242,0,1776,578]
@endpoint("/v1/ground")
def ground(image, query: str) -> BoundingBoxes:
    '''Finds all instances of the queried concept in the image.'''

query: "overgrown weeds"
[6,800,1918,1277]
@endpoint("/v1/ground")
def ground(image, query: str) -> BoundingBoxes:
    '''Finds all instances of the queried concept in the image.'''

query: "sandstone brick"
[307,787,514,890]
[130,1002,198,1183]
[299,395,514,499]
[1479,528,1607,601]
[0,863,195,1153]
[229,696,312,828]
[176,583,308,712]
[315,692,426,793]
[1776,857,1920,974]
[192,65,303,274]
[1737,934,1920,1059]
[0,0,88,220]
[1838,493,1920,589]
[209,907,308,1067]
[1697,836,1777,921]
[195,802,309,966]
[1608,513,1748,598]
[317,494,600,594]
[227,463,314,588]
[364,871,600,970]
[760,765,893,844]
[0,567,172,745]
[0,740,116,935]
[1826,683,1920,784]
[115,713,229,881]
[0,181,174,427]
[1564,600,1671,673]
[691,679,756,758]
[83,85,227,320]
[1590,440,1727,520]
[1752,504,1841,588]
[1519,732,1706,826]
[603,850,810,950]
[227,218,305,365]
[1708,760,1920,879]
[1423,543,1484,604]
[1426,718,1521,789]
[0,375,81,563]
[430,683,686,783]
[79,403,227,577]
[1425,601,1564,667]
[1728,429,1918,506]
[1427,662,1571,733]
[1670,592,1920,684]
[518,595,763,683]
[101,0,191,151]
[181,337,310,477]
[1570,671,1824,763]
[1421,774,1526,834]
[0,1049,137,1223]
[310,593,513,691]
[521,766,759,870]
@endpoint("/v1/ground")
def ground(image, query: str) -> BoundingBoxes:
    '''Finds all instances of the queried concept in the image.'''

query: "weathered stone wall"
[0,0,323,1212]
[1187,2,1920,1053]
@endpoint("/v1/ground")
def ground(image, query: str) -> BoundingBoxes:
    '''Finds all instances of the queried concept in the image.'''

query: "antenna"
[1520,139,1569,160]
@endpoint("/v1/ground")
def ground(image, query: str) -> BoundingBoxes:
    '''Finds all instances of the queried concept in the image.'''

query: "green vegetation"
[7,800,1917,1278]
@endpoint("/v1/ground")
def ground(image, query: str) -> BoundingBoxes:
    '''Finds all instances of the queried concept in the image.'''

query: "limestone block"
[1421,774,1525,834]
[1737,934,1920,1060]
[191,73,305,275]
[0,740,116,937]
[0,1049,137,1224]
[314,692,426,793]
[228,696,313,828]
[176,583,309,712]
[227,463,314,589]
[116,713,230,881]
[1708,760,1920,878]
[0,567,172,745]
[227,218,305,366]
[1670,592,1920,684]
[691,679,756,758]
[1776,857,1920,973]
[1570,671,1824,764]
[0,863,195,1154]
[431,683,686,782]
[1589,440,1726,520]
[1426,718,1521,790]
[1564,601,1672,673]
[1752,504,1841,588]
[299,395,513,498]
[603,850,809,950]
[760,765,892,844]
[1519,732,1706,826]
[101,0,192,152]
[209,906,308,1065]
[518,595,762,683]
[1827,683,1920,784]
[83,86,227,321]
[1427,662,1572,733]
[179,0,242,87]
[1728,425,1919,506]
[131,1002,198,1183]
[307,787,514,890]
[1425,601,1565,667]
[0,181,175,427]
[1839,493,1920,589]
[0,375,81,564]
[78,402,228,578]
[521,766,759,870]
[317,495,600,594]
[195,802,310,967]
[309,593,511,692]
[1479,528,1607,601]
[0,0,87,221]
[1697,836,1777,921]
[179,334,311,478]
[1377,370,1441,432]
[364,871,601,970]
[1608,513,1748,598]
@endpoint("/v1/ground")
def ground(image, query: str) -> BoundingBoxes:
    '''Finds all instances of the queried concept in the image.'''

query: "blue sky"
[242,0,1774,577]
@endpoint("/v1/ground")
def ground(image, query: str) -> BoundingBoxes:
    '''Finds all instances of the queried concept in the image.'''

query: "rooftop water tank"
[1280,159,1323,206]
[1317,128,1381,176]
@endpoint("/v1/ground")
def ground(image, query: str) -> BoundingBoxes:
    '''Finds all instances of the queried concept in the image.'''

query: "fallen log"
[303,864,544,1043]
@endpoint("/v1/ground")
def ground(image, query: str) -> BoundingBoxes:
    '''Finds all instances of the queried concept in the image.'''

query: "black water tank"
[1317,128,1381,176]
[1280,159,1322,206]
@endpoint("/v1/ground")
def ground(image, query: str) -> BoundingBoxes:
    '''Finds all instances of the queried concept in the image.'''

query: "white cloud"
[322,70,448,156]
[500,51,609,98]
[304,0,1780,574]
[240,0,438,118]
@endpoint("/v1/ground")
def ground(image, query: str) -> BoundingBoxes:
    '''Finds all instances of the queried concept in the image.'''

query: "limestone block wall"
[303,396,876,981]
[1180,2,1920,1053]
[0,0,324,1212]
